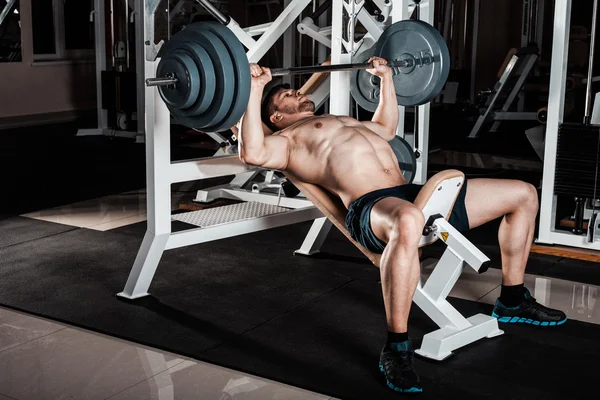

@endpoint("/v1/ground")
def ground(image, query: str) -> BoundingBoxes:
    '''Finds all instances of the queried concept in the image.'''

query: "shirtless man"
[238,58,567,394]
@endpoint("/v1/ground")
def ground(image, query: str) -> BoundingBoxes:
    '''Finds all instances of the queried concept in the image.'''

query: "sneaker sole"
[492,312,567,326]
[378,363,423,393]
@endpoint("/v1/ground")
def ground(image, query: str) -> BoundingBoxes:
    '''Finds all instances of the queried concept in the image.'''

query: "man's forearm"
[239,87,267,163]
[371,74,399,132]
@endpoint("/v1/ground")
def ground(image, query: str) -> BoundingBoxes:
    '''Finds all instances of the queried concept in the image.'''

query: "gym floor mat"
[0,219,598,399]
[0,217,77,249]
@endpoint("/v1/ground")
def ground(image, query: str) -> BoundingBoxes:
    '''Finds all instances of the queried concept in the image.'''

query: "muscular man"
[238,58,567,394]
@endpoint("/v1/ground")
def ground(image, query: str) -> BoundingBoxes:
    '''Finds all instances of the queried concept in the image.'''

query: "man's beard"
[298,100,315,113]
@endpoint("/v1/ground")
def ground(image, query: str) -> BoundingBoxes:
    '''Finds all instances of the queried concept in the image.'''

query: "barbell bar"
[149,19,449,132]
[146,59,416,87]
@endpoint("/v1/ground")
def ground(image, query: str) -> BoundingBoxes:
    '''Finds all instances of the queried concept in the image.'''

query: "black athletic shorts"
[344,180,469,254]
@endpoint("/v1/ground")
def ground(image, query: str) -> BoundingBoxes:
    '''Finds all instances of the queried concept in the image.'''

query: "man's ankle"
[499,283,525,307]
[386,331,409,345]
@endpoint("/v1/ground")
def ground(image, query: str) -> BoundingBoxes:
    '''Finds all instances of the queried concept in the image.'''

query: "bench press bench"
[230,72,504,361]
[285,169,504,360]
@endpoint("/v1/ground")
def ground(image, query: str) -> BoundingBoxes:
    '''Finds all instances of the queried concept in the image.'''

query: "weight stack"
[554,123,600,199]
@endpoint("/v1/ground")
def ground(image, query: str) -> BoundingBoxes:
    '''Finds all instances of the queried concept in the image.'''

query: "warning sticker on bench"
[441,232,449,242]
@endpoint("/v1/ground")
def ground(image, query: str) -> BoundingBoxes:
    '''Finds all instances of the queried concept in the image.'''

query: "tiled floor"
[9,191,600,399]
[0,307,333,400]
[20,191,187,232]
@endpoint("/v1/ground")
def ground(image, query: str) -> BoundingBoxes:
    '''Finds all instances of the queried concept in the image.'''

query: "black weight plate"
[156,51,200,110]
[191,22,251,132]
[166,27,235,129]
[159,38,216,117]
[375,20,450,106]
[389,136,417,184]
[350,47,379,112]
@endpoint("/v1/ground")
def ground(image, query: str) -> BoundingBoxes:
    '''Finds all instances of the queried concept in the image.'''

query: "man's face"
[273,88,316,115]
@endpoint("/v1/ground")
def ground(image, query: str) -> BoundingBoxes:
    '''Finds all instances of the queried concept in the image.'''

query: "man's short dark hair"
[261,83,290,132]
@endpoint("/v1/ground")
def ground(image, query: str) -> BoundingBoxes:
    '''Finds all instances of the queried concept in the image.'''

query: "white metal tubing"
[433,219,489,271]
[392,0,412,138]
[414,0,434,185]
[356,7,384,41]
[294,217,334,255]
[117,231,169,299]
[329,0,352,115]
[297,18,333,48]
[135,2,145,136]
[538,0,571,245]
[246,0,312,62]
[543,231,600,250]
[169,156,256,184]
[166,207,323,250]
[421,248,464,302]
[226,19,257,49]
[213,188,314,209]
[243,22,273,37]
[412,289,471,330]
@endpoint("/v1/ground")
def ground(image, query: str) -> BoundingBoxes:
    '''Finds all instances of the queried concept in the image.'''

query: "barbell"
[147,19,450,132]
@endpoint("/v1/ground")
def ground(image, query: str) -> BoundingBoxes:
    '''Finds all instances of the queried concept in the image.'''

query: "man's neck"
[280,112,316,129]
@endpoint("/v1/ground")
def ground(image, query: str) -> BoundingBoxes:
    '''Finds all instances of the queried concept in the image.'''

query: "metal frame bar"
[77,0,142,141]
[119,0,325,299]
[0,0,16,27]
[538,0,600,250]
[121,0,442,299]
[393,0,413,143]
[246,0,313,62]
[414,216,502,360]
[489,53,538,132]
[468,55,519,138]
[538,0,570,246]
[414,0,433,185]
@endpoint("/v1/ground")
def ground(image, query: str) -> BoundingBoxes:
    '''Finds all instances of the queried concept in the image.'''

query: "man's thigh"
[370,197,422,244]
[463,178,536,230]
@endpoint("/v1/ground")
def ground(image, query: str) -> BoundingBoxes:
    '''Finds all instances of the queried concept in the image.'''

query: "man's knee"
[517,182,539,214]
[389,206,425,246]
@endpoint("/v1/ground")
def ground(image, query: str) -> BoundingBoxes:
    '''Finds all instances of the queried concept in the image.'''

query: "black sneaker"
[492,288,567,326]
[379,340,422,393]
